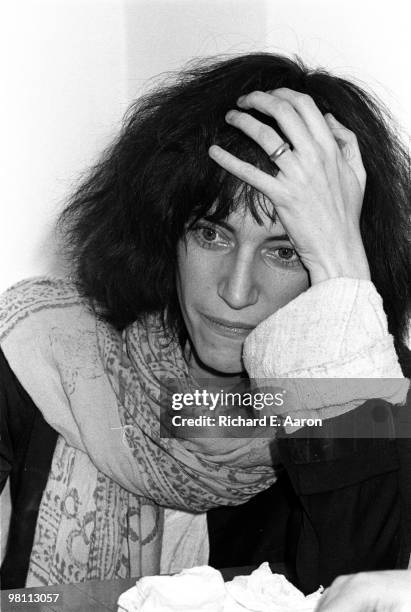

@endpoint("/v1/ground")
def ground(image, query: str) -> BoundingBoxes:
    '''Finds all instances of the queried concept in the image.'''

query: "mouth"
[200,313,256,338]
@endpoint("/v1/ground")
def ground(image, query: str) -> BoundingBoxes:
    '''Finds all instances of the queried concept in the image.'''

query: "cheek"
[263,269,309,314]
[176,243,217,308]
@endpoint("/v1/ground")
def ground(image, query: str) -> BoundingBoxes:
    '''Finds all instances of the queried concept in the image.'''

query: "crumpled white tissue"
[224,562,323,611]
[117,563,323,612]
[117,566,226,611]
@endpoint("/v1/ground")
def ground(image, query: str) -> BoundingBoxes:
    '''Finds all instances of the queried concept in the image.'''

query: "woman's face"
[176,205,309,375]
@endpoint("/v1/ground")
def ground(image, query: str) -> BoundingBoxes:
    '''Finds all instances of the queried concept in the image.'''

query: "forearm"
[242,278,411,590]
[243,278,409,424]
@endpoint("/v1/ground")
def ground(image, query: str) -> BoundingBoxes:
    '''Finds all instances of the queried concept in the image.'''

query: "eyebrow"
[209,219,290,242]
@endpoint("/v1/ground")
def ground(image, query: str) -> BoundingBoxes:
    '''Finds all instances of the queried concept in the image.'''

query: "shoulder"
[0,276,88,343]
[1,276,81,307]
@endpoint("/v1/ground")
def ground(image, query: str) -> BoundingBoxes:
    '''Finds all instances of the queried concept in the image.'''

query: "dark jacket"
[1,347,411,592]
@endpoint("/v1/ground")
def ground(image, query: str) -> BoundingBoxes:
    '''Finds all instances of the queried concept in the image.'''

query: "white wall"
[1,0,410,293]
[124,0,268,99]
[264,0,411,137]
[0,0,127,291]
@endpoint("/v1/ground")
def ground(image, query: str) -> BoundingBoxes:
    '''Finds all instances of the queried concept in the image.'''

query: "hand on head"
[209,88,371,286]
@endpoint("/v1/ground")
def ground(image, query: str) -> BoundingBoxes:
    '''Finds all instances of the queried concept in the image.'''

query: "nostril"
[217,277,258,310]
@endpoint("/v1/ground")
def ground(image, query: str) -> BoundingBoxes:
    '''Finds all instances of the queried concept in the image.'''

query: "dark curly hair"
[59,52,411,351]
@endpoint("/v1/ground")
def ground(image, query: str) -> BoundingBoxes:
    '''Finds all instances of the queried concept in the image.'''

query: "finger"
[208,144,284,200]
[324,114,366,188]
[268,88,337,152]
[316,588,362,612]
[225,109,294,173]
[315,575,375,612]
[317,593,370,612]
[236,91,315,154]
[316,597,361,612]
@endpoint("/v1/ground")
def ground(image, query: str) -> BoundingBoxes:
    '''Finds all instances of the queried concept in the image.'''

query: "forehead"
[215,204,288,240]
[201,185,287,237]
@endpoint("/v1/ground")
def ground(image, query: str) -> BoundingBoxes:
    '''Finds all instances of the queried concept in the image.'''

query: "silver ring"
[268,142,291,163]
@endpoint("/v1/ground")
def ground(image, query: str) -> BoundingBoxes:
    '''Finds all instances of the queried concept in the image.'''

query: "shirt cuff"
[243,278,409,416]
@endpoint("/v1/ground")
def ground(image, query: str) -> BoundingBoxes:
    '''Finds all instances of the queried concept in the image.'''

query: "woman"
[0,53,410,590]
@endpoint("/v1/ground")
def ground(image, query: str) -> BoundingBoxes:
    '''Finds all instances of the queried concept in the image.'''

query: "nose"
[217,251,259,310]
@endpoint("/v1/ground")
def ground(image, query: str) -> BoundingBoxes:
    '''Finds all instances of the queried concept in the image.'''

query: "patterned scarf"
[0,277,275,585]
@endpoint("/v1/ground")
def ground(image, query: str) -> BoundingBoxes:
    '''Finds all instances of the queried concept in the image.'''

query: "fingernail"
[237,95,245,104]
[225,110,237,122]
[208,144,220,156]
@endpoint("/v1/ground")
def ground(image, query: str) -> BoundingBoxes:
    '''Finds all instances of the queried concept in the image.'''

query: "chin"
[197,348,244,376]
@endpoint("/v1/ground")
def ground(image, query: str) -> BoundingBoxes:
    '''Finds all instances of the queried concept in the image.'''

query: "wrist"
[309,264,371,285]
[308,243,371,285]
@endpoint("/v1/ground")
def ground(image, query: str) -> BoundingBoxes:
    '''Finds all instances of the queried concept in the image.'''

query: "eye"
[264,246,301,268]
[190,223,231,250]
[200,227,218,242]
[277,247,296,261]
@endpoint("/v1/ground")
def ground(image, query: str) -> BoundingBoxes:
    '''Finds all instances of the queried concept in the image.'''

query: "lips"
[200,313,256,338]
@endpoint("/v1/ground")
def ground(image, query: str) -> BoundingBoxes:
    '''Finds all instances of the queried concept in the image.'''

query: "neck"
[184,343,245,388]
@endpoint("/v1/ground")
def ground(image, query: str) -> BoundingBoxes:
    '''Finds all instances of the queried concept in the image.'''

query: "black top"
[0,349,58,588]
[1,346,411,592]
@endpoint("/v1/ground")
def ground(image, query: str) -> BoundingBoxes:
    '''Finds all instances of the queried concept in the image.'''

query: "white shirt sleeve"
[243,278,409,417]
